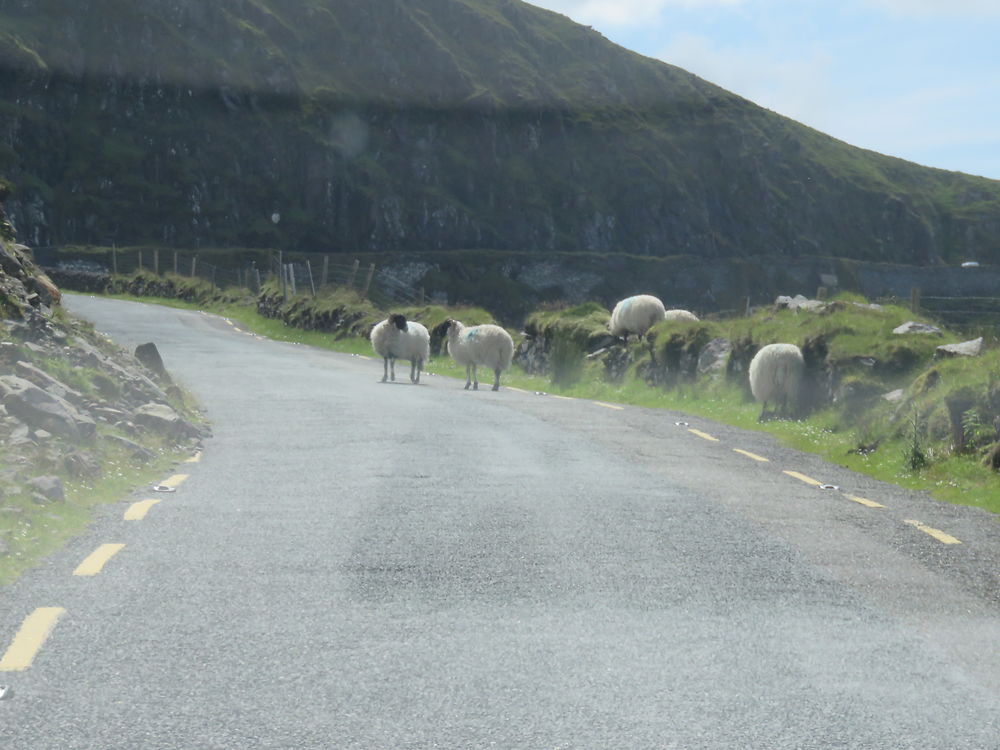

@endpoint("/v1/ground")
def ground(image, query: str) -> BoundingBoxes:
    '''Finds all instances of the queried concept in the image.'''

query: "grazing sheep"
[370,313,430,384]
[609,295,666,342]
[444,319,514,391]
[664,309,699,323]
[748,343,805,421]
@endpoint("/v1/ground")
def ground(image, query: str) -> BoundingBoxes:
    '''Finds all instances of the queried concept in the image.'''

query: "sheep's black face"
[390,314,407,331]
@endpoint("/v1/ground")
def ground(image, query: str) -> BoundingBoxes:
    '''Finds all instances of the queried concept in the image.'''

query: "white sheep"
[609,295,666,342]
[370,313,430,384]
[443,319,514,391]
[664,309,699,323]
[748,343,805,421]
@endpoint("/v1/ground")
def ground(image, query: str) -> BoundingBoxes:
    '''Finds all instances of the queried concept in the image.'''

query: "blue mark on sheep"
[464,329,478,341]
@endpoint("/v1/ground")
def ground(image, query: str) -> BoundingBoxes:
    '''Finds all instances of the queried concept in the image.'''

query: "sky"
[525,0,1000,181]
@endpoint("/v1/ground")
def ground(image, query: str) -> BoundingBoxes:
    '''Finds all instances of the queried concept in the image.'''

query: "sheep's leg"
[411,358,421,384]
[472,364,479,390]
[389,356,396,382]
[381,357,389,383]
[492,368,501,391]
[758,401,768,422]
[464,364,472,390]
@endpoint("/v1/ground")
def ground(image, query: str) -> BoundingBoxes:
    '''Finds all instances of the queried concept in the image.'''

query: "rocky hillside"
[1,0,999,264]
[0,196,205,571]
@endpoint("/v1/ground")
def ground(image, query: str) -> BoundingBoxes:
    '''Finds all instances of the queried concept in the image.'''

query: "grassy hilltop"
[0,0,999,264]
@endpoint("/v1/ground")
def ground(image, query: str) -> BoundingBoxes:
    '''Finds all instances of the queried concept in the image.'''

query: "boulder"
[697,338,732,376]
[892,321,942,335]
[134,342,171,382]
[774,294,828,312]
[28,475,64,502]
[15,361,86,406]
[0,375,96,441]
[133,402,200,439]
[64,451,102,479]
[935,337,984,359]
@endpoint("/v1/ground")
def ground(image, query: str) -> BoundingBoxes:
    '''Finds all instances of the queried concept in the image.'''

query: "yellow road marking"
[845,494,885,509]
[73,544,126,576]
[159,474,189,488]
[783,470,824,486]
[184,451,202,463]
[552,395,574,400]
[124,499,162,521]
[358,355,371,361]
[507,386,527,393]
[733,448,769,462]
[904,520,962,545]
[0,607,66,672]
[688,429,719,442]
[594,401,624,411]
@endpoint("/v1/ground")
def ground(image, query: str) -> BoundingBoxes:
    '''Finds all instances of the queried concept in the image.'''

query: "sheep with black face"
[369,313,430,384]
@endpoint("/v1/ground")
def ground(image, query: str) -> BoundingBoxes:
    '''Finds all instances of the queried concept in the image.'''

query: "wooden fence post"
[153,249,159,275]
[306,260,316,296]
[112,246,118,275]
[911,287,921,314]
[173,251,178,275]
[279,251,286,301]
[363,263,375,297]
[191,255,198,278]
[348,258,360,288]
[138,250,143,272]
[321,255,329,288]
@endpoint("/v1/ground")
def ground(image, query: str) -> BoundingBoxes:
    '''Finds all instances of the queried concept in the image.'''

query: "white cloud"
[527,0,744,27]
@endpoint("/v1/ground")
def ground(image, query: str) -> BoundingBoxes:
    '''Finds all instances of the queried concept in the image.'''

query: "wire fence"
[42,246,428,309]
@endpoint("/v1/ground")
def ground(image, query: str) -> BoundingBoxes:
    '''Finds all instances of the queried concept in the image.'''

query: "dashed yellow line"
[904,520,962,545]
[782,470,824,487]
[688,428,719,442]
[506,386,528,393]
[594,401,624,411]
[158,474,189,489]
[73,544,126,577]
[124,499,162,521]
[733,448,769,462]
[845,494,885,509]
[552,395,574,401]
[0,607,66,672]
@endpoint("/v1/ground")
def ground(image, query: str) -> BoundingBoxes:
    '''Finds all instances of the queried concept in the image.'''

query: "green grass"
[0,438,192,585]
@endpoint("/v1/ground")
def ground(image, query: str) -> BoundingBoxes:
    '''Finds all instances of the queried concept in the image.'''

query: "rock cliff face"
[1,0,999,264]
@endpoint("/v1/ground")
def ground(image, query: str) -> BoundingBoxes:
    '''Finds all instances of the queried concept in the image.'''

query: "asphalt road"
[2,294,999,749]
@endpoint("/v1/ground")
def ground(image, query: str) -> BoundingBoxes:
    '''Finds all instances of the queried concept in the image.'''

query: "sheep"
[748,343,805,421]
[369,313,430,384]
[443,319,514,391]
[609,294,666,342]
[664,309,699,323]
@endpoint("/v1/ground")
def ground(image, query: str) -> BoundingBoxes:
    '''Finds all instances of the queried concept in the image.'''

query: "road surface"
[2,294,998,749]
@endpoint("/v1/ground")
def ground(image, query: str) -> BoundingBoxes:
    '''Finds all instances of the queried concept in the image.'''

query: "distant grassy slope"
[0,0,999,261]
